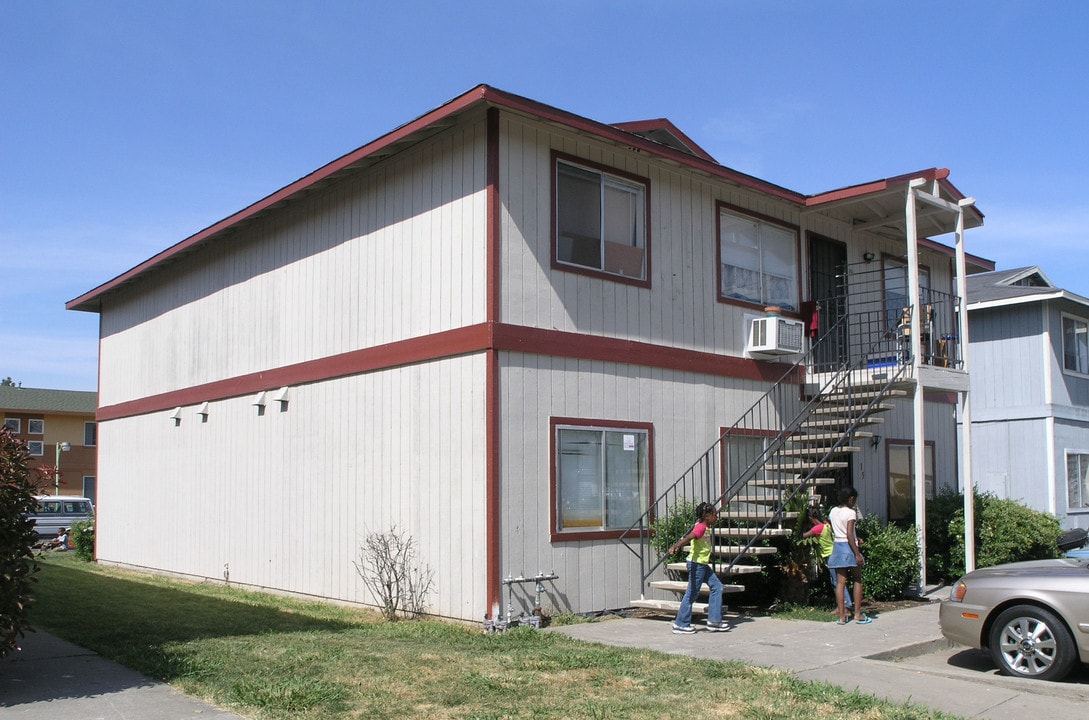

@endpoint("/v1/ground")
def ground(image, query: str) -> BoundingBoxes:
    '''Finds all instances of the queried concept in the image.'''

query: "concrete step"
[820,389,908,403]
[778,446,861,457]
[749,476,835,487]
[649,580,750,594]
[811,402,896,415]
[802,416,885,429]
[789,430,873,443]
[712,527,792,538]
[765,460,850,472]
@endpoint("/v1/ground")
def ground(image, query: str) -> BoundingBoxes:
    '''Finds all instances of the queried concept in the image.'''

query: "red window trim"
[718,426,782,497]
[714,201,802,318]
[550,150,652,289]
[549,416,655,542]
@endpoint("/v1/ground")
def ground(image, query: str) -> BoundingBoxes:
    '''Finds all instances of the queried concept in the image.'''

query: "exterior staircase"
[619,294,916,615]
[628,378,909,615]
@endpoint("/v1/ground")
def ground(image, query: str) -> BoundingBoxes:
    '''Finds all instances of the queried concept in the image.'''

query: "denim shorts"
[827,541,857,569]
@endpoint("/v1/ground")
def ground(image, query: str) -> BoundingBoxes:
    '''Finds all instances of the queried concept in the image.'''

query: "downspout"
[1042,300,1057,515]
[485,107,502,619]
[955,198,976,573]
[906,179,927,594]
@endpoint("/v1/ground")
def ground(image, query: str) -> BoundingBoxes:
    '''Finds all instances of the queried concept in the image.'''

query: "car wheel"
[987,604,1077,681]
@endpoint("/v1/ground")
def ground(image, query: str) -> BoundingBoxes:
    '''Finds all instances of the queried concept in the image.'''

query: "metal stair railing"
[619,287,923,597]
[617,310,852,593]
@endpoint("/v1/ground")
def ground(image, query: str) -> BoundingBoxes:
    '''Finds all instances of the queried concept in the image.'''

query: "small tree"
[353,526,435,621]
[0,426,40,658]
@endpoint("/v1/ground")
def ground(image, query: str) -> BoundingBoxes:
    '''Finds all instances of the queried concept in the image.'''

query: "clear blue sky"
[3,1,1087,392]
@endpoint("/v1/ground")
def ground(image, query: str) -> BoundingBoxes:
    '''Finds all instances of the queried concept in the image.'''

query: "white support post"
[907,179,927,595]
[955,198,976,573]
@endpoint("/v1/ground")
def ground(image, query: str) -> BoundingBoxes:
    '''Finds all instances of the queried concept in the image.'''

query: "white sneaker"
[705,622,729,632]
[671,624,696,634]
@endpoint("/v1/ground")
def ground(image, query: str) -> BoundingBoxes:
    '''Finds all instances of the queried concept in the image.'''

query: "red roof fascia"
[610,118,719,163]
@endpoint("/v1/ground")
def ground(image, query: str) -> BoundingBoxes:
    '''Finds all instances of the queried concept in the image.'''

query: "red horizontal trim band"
[96,323,799,421]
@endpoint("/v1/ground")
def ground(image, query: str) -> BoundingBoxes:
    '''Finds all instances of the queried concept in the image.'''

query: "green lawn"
[26,555,959,719]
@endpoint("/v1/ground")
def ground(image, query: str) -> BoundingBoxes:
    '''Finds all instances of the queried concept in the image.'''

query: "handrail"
[619,262,954,598]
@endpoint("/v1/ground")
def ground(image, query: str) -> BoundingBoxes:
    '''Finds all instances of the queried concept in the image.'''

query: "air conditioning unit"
[747,316,805,355]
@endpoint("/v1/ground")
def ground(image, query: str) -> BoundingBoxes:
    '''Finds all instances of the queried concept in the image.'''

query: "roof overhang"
[67,84,991,313]
[969,289,1089,312]
[803,168,985,240]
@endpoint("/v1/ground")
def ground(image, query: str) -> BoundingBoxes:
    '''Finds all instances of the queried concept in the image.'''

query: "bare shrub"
[353,526,434,621]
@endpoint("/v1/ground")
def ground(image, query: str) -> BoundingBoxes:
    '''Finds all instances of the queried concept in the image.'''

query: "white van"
[29,495,95,539]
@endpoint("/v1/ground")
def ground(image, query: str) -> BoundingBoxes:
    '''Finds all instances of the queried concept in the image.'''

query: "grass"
[25,555,961,720]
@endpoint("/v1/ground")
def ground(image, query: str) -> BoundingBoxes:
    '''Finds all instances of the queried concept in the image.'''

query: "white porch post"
[955,198,977,573]
[907,179,927,594]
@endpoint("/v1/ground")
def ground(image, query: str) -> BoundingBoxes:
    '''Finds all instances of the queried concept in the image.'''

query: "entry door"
[808,234,848,371]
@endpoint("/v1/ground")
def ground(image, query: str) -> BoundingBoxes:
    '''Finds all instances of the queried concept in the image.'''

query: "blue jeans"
[829,566,852,608]
[674,560,723,627]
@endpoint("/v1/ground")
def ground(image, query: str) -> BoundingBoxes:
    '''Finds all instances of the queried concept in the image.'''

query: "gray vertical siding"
[96,355,488,621]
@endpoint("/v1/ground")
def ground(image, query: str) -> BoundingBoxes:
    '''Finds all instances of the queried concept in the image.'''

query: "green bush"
[649,499,696,564]
[0,427,40,658]
[70,518,95,561]
[924,486,965,583]
[857,515,920,601]
[947,491,1061,577]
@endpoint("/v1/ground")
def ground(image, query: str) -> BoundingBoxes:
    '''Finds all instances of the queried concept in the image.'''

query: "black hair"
[837,486,859,505]
[695,501,717,520]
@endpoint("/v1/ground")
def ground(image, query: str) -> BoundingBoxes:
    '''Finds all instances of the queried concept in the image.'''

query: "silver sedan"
[939,558,1089,681]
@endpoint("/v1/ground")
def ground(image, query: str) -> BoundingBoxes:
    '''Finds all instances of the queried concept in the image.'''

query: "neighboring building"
[67,85,989,621]
[0,386,98,502]
[963,266,1089,530]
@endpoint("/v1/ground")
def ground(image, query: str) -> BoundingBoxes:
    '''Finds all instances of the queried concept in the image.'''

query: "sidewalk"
[0,630,242,719]
[551,601,1089,719]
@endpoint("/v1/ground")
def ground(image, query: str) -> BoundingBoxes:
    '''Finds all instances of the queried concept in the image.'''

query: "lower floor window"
[887,441,934,523]
[1067,452,1089,509]
[27,440,44,456]
[554,420,651,534]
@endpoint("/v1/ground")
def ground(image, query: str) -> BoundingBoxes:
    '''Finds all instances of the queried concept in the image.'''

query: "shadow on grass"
[20,558,364,689]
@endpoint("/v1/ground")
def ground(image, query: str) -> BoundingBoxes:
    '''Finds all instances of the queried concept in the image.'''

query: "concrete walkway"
[0,631,242,719]
[551,601,1089,719]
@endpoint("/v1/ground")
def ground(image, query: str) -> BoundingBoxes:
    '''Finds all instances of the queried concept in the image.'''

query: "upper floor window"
[717,205,798,311]
[84,421,97,447]
[1068,452,1089,509]
[3,418,20,434]
[554,155,649,284]
[552,418,652,539]
[28,419,44,435]
[1063,316,1089,375]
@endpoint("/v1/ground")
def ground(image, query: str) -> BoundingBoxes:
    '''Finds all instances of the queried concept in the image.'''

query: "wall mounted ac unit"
[747,316,805,355]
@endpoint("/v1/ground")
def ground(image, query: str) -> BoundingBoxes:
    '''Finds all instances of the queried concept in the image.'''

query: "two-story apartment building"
[0,386,98,501]
[964,266,1089,530]
[67,85,989,621]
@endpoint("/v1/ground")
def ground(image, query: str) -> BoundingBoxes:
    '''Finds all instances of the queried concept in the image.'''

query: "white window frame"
[717,205,799,312]
[552,419,652,537]
[1067,451,1089,510]
[27,440,44,456]
[554,156,649,283]
[84,421,97,447]
[4,418,20,433]
[28,419,44,435]
[1062,314,1089,376]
